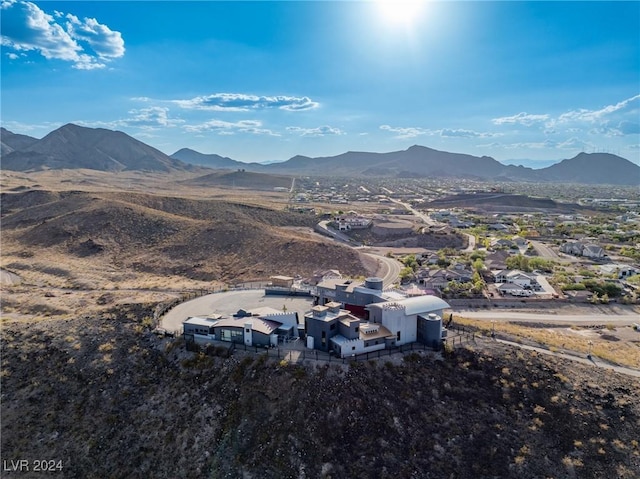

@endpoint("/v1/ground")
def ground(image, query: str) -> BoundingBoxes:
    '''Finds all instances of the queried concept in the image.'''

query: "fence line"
[185,328,477,364]
[153,283,272,325]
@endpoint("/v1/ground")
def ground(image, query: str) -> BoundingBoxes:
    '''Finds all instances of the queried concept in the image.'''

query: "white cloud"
[0,0,124,69]
[380,125,495,139]
[502,140,559,150]
[494,95,640,137]
[492,112,550,126]
[184,119,279,136]
[65,14,125,59]
[379,124,434,139]
[440,128,496,138]
[556,137,592,150]
[173,93,319,112]
[6,52,19,59]
[76,107,184,130]
[286,125,344,136]
[121,107,184,128]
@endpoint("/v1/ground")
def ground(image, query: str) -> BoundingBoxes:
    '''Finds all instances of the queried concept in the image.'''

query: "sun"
[375,0,426,26]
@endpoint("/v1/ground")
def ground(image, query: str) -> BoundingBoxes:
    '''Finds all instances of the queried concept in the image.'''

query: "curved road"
[363,252,403,288]
[389,199,475,252]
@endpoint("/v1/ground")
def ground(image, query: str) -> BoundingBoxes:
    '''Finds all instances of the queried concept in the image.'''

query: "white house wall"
[381,309,417,346]
[334,338,386,358]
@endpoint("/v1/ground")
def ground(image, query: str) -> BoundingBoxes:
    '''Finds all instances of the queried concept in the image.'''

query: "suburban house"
[484,250,510,271]
[304,296,451,358]
[494,269,540,290]
[599,264,640,280]
[314,277,405,318]
[512,236,528,248]
[418,268,473,291]
[336,214,372,231]
[491,238,517,250]
[488,223,512,232]
[560,241,605,258]
[583,244,605,259]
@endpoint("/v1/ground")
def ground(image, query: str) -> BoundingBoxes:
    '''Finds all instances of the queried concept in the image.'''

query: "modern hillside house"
[304,296,451,358]
[314,277,405,318]
[183,307,300,347]
[183,280,452,358]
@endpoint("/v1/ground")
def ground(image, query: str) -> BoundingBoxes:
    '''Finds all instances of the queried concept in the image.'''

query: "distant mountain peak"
[2,123,189,173]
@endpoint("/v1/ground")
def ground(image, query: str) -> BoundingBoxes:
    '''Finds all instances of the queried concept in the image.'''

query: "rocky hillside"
[0,127,38,155]
[182,170,293,190]
[1,124,190,172]
[171,147,248,169]
[0,189,369,282]
[1,305,638,478]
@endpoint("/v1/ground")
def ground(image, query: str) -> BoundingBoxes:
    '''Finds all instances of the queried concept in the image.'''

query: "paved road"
[316,220,361,245]
[161,290,313,333]
[363,252,403,288]
[529,239,580,263]
[458,310,639,324]
[389,199,476,252]
[461,232,476,252]
[389,198,436,226]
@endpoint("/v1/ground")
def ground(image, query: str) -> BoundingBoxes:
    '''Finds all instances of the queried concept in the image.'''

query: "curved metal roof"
[400,295,450,315]
[368,295,450,316]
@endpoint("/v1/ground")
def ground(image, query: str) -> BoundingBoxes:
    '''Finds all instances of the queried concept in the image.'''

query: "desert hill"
[538,152,640,185]
[0,189,369,282]
[1,309,638,478]
[182,170,293,190]
[428,192,583,213]
[0,127,38,155]
[1,124,191,173]
[170,147,249,169]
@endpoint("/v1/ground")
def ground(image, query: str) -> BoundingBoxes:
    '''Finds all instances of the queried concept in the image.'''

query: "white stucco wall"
[380,309,417,346]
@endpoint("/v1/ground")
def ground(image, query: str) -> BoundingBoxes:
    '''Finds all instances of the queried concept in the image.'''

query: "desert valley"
[1,124,639,478]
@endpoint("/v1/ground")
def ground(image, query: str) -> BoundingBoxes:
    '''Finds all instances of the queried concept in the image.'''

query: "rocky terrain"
[0,188,370,288]
[1,303,639,478]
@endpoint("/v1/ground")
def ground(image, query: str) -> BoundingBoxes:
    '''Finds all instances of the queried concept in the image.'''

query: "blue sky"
[1,1,639,165]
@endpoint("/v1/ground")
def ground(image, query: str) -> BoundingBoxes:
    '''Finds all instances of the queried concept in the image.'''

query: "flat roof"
[339,316,360,327]
[359,323,393,341]
[184,317,219,327]
[317,278,360,293]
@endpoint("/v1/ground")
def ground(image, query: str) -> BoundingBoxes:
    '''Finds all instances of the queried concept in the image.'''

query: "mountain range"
[1,124,189,173]
[2,124,638,185]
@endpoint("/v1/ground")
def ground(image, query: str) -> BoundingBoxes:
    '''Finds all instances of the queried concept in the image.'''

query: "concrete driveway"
[161,289,314,333]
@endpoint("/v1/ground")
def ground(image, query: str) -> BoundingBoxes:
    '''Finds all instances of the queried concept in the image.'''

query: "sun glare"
[376,0,426,26]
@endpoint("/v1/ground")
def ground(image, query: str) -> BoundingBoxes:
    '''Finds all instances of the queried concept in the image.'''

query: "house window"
[355,327,359,332]
[245,329,250,333]
[321,331,326,345]
[352,346,355,351]
[397,331,401,341]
